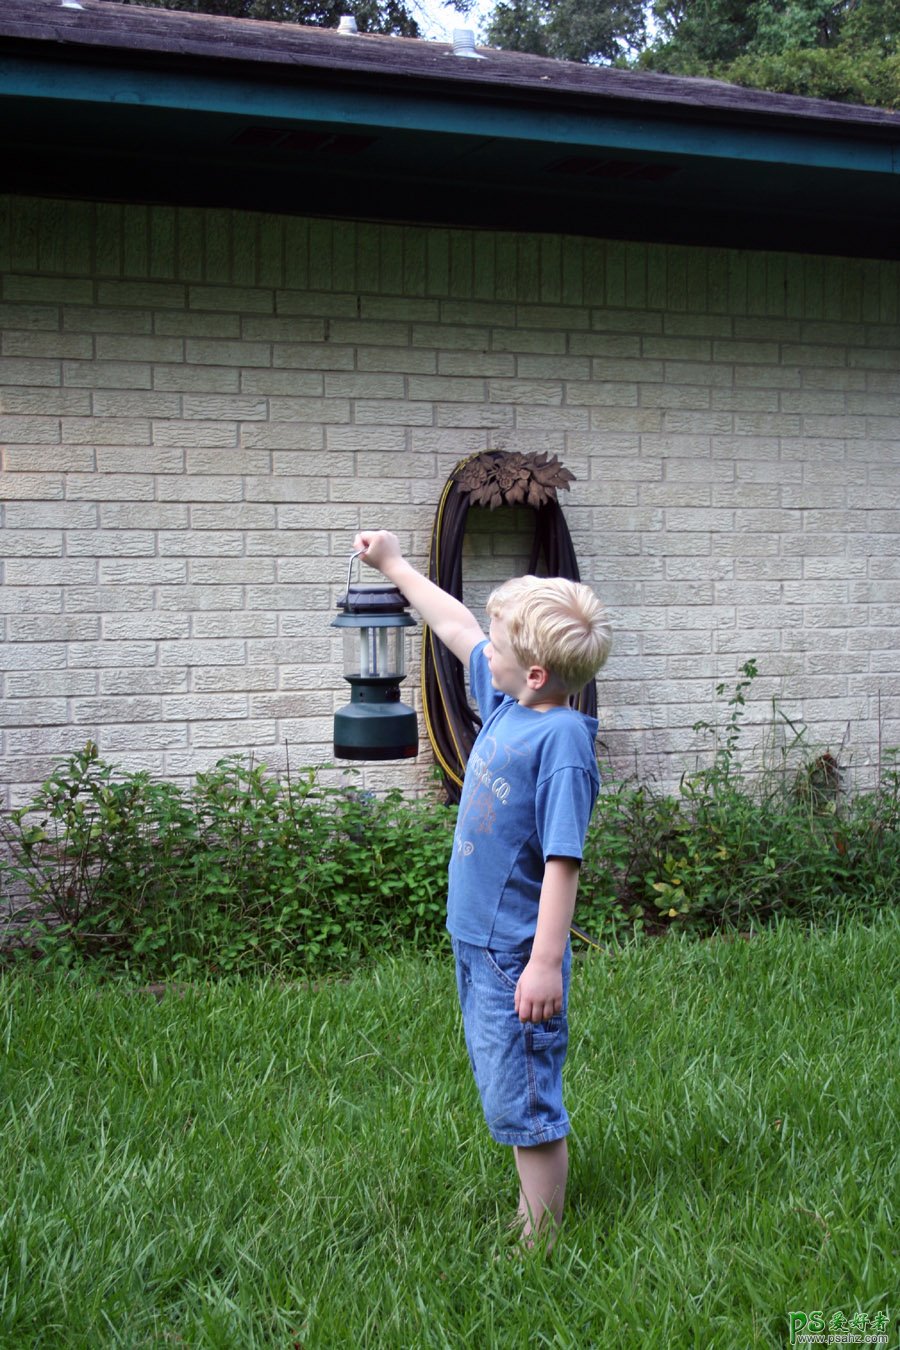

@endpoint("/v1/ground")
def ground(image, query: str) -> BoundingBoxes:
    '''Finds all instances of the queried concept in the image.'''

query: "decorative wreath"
[451,450,576,511]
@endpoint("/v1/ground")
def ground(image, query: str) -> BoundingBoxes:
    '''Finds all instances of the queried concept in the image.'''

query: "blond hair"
[486,576,612,693]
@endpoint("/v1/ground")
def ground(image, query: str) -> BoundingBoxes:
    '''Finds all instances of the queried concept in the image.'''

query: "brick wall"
[2,194,899,805]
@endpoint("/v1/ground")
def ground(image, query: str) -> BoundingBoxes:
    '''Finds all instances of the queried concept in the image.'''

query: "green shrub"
[2,665,898,973]
[1,746,455,976]
[577,664,900,939]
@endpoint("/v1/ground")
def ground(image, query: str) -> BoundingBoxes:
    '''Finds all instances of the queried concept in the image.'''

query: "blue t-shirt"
[446,640,600,950]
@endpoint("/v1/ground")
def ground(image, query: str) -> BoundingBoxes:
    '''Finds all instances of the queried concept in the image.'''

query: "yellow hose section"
[421,472,466,787]
[421,624,464,788]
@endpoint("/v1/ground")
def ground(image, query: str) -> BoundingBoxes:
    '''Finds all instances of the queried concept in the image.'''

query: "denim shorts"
[452,936,571,1147]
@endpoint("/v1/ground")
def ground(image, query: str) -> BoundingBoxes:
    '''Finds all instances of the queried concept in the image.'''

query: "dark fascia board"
[4,0,900,142]
[3,6,899,181]
[5,52,897,180]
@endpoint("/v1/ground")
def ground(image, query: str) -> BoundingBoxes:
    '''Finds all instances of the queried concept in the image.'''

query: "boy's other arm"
[353,530,485,668]
[514,857,580,1024]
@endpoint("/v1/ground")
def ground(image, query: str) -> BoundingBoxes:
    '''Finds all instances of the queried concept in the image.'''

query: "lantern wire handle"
[345,548,365,598]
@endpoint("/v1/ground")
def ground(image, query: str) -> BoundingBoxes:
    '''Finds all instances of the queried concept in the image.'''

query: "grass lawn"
[1,916,898,1349]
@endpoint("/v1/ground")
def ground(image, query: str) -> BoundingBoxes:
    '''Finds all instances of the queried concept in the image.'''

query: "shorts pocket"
[482,947,527,991]
[529,1018,563,1049]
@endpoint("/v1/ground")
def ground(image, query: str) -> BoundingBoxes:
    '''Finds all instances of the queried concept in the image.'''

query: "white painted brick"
[643,532,712,556]
[324,373,406,400]
[0,416,60,444]
[712,389,779,413]
[6,726,100,757]
[158,639,246,665]
[245,584,331,611]
[436,300,514,327]
[487,329,565,355]
[100,726,187,753]
[192,666,277,692]
[241,375,325,399]
[8,670,97,697]
[100,668,189,695]
[181,395,268,420]
[186,339,270,366]
[95,335,183,363]
[189,558,274,584]
[64,360,151,389]
[264,397,349,423]
[245,638,313,664]
[97,281,185,310]
[185,450,270,476]
[155,531,241,556]
[244,316,327,341]
[189,285,272,314]
[361,297,439,323]
[157,312,240,337]
[275,715,334,744]
[270,346,349,374]
[275,290,358,318]
[67,531,156,557]
[66,585,154,612]
[154,423,240,451]
[0,697,68,725]
[72,696,163,723]
[67,641,158,668]
[411,324,487,352]
[0,303,59,330]
[4,332,92,359]
[243,424,324,450]
[64,417,152,445]
[4,559,92,587]
[192,613,278,639]
[154,365,240,393]
[246,476,325,504]
[63,307,150,336]
[66,475,155,502]
[4,276,91,304]
[157,476,243,501]
[161,695,248,720]
[329,476,413,503]
[158,585,244,611]
[102,614,191,640]
[189,719,278,748]
[93,392,182,419]
[0,473,65,500]
[4,504,95,529]
[1,390,92,417]
[9,614,99,641]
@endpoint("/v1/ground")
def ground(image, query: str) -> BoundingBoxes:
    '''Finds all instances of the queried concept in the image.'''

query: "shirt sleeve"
[468,639,505,722]
[534,765,597,863]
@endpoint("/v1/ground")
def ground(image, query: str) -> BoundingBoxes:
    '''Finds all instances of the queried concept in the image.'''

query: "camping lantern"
[331,552,418,761]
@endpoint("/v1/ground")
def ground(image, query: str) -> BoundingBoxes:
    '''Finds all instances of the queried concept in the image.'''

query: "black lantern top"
[336,581,412,616]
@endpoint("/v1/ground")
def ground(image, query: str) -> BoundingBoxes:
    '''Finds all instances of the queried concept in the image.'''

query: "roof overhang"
[3,0,900,258]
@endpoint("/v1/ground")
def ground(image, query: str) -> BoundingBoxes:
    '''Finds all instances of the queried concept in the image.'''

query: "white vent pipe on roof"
[452,28,486,58]
[337,15,359,33]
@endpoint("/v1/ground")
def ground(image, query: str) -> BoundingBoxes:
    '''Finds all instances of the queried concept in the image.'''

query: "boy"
[352,529,612,1249]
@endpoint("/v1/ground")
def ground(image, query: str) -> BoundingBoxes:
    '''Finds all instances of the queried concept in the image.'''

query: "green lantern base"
[333,700,418,761]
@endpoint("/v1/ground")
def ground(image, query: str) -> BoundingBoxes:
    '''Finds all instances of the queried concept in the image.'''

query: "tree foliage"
[476,0,900,108]
[640,0,900,107]
[482,0,647,63]
[101,0,420,37]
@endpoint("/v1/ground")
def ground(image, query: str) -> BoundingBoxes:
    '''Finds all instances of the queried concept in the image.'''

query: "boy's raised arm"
[352,530,485,668]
